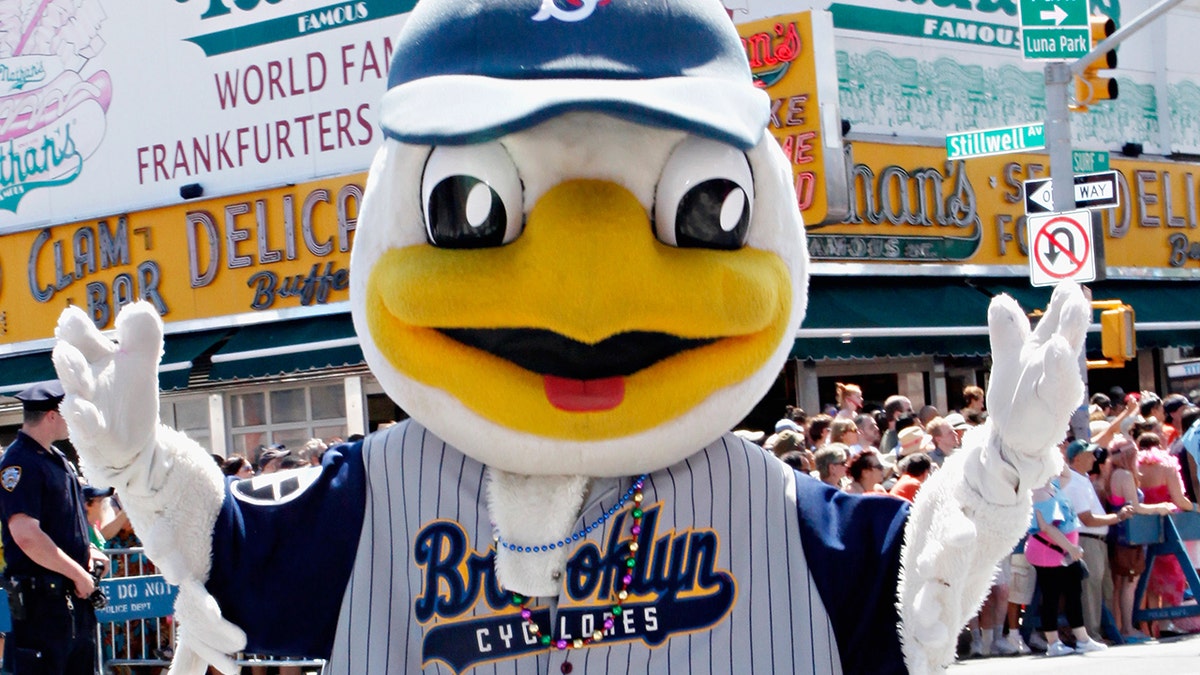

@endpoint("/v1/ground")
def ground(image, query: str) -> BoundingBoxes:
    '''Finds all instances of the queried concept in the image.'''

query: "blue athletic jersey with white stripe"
[207,421,909,674]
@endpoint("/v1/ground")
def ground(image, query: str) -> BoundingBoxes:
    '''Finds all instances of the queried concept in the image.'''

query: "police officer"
[0,381,105,674]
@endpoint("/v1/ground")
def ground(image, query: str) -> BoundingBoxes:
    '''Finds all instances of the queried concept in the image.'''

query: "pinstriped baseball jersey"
[208,420,909,674]
[325,421,843,674]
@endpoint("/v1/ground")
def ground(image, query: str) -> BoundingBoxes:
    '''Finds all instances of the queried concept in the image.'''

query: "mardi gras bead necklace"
[492,474,647,657]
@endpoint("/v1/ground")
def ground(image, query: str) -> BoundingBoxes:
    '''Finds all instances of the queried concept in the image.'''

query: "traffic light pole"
[1041,0,1184,441]
[1070,0,1185,77]
[1041,61,1089,441]
[1043,62,1074,213]
[1044,0,1189,214]
[1044,0,1185,214]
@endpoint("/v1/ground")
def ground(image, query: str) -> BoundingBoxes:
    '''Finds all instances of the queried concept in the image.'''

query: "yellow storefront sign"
[5,143,1199,348]
[1,174,363,347]
[814,141,1200,273]
[739,11,848,226]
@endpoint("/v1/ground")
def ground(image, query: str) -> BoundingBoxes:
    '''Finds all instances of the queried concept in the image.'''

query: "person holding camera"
[0,381,107,674]
[1026,456,1110,657]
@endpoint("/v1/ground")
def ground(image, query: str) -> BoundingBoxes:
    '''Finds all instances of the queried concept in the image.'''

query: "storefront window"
[163,397,211,453]
[231,392,266,428]
[311,383,345,420]
[314,424,347,443]
[229,382,348,465]
[270,388,307,423]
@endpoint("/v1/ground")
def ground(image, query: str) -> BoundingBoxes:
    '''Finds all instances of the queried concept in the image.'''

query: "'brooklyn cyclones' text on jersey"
[205,421,909,674]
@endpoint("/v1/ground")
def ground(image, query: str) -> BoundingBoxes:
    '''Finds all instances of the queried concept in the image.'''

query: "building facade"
[2,0,1200,449]
[734,0,1200,428]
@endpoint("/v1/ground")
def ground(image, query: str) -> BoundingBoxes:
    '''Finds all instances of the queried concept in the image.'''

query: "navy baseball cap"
[380,0,770,150]
[82,484,116,501]
[14,380,64,412]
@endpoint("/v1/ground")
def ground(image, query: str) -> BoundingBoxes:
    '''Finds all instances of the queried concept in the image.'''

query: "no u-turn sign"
[1027,209,1096,287]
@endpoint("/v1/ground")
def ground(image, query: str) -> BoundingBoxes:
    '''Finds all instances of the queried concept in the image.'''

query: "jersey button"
[560,662,573,674]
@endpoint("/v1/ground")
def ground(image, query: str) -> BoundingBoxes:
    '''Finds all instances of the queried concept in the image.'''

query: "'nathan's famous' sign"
[0,173,362,347]
[810,141,1200,275]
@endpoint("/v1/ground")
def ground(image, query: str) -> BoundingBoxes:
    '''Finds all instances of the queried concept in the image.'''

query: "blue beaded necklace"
[491,474,648,553]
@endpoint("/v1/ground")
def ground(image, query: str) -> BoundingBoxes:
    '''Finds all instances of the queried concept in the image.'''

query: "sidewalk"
[949,633,1200,674]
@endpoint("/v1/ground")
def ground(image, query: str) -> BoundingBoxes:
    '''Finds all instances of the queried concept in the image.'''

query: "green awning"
[795,276,1200,361]
[791,334,993,361]
[0,351,58,396]
[794,276,995,361]
[0,327,230,395]
[158,328,234,391]
[974,278,1200,352]
[207,313,363,382]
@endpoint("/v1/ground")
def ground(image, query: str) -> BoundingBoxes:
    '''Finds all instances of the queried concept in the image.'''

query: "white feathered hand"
[898,281,1089,675]
[52,302,246,675]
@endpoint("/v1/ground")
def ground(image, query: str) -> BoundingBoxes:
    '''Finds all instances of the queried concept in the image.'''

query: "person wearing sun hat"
[256,443,291,474]
[897,425,927,458]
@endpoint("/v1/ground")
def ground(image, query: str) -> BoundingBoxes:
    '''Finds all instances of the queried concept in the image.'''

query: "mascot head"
[350,0,809,477]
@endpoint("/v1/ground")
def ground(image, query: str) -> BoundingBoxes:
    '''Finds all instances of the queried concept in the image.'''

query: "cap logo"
[1,466,20,492]
[532,0,605,23]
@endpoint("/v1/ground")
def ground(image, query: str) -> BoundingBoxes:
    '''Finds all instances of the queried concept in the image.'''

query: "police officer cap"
[14,380,65,412]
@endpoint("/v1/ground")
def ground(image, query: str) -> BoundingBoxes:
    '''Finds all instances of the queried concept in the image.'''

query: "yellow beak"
[366,179,792,440]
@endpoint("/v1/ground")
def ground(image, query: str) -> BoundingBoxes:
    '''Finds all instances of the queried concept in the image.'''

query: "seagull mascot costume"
[51,0,1090,673]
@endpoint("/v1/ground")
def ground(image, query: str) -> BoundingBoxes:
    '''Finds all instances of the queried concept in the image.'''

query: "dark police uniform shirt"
[0,431,91,577]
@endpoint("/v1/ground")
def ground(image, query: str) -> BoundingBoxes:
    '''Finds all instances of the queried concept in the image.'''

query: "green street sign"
[1018,0,1091,61]
[946,123,1046,160]
[1019,0,1088,28]
[1072,150,1110,173]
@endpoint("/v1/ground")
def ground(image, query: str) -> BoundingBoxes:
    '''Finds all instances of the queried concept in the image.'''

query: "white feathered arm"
[52,302,246,675]
[897,281,1090,675]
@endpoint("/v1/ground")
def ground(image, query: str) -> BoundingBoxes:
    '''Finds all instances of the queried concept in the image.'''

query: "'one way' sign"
[1024,171,1120,214]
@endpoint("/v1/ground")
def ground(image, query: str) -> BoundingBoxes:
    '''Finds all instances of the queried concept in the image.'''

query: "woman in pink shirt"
[1026,468,1107,656]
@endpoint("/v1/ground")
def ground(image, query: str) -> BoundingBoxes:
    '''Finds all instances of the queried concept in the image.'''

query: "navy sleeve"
[0,450,46,523]
[206,441,367,658]
[794,473,910,675]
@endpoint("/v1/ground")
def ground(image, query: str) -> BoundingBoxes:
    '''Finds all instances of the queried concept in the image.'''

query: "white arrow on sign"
[1026,180,1054,212]
[1040,5,1068,25]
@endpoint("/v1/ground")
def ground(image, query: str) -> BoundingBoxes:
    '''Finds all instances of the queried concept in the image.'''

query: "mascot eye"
[653,137,754,250]
[422,143,524,248]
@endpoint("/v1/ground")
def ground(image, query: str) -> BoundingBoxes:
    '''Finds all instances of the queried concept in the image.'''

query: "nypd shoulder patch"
[2,466,21,492]
[231,466,321,506]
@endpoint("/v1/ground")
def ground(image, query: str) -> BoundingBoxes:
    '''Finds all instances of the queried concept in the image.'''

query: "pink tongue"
[543,375,626,412]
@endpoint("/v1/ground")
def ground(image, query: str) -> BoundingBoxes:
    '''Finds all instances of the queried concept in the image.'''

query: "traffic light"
[1072,15,1118,112]
[1099,303,1135,363]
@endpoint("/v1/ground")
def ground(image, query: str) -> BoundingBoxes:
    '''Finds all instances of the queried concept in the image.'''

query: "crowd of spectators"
[736,382,1200,660]
[742,388,960,507]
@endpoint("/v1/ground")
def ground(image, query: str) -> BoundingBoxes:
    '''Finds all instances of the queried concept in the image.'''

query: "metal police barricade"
[0,548,326,673]
[95,548,326,674]
[1124,511,1200,624]
[95,547,178,671]
[240,655,328,673]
